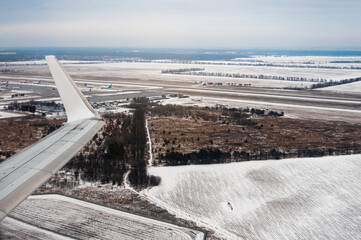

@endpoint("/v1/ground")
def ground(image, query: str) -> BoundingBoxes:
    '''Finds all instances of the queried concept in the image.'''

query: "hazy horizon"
[2,46,361,51]
[2,47,361,63]
[1,0,361,49]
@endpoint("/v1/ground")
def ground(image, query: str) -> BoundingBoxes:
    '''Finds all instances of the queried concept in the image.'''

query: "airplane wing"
[0,56,105,221]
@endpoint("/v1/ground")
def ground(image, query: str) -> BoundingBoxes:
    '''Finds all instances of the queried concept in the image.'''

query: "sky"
[0,0,361,49]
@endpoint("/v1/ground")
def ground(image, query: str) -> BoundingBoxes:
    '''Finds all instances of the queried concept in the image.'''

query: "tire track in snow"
[145,119,153,167]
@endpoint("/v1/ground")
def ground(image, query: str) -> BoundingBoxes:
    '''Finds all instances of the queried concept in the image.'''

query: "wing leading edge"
[0,56,104,221]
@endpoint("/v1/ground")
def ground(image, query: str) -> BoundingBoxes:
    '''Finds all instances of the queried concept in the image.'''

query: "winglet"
[45,56,100,122]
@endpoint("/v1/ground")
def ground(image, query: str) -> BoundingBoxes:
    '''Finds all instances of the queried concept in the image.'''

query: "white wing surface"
[0,56,104,221]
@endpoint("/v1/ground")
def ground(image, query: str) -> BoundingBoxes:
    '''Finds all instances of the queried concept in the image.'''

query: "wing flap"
[0,119,104,220]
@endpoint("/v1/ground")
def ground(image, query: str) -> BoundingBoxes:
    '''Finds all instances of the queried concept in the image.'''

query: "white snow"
[320,81,361,94]
[145,119,153,166]
[4,194,204,240]
[144,154,361,239]
[0,111,24,119]
[123,170,138,194]
[1,217,72,240]
[0,60,102,65]
[3,56,361,89]
[97,61,359,87]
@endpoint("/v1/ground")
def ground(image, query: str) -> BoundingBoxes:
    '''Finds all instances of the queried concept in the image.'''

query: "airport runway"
[2,73,361,123]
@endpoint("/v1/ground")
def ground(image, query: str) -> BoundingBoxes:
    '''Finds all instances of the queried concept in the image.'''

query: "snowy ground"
[1,194,204,240]
[0,60,104,65]
[144,154,361,240]
[236,55,361,68]
[1,217,71,240]
[64,61,361,88]
[320,81,361,94]
[0,111,24,119]
[3,56,361,89]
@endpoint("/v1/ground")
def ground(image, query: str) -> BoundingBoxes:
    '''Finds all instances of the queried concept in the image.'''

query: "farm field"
[234,55,361,68]
[145,154,361,239]
[2,55,361,89]
[1,195,204,240]
[67,61,361,81]
[321,80,361,94]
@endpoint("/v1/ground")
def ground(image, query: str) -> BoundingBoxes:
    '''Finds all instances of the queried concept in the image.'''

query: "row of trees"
[128,98,161,186]
[161,68,204,73]
[161,148,231,165]
[160,145,361,166]
[310,77,361,89]
[249,108,284,117]
[144,59,361,70]
[162,70,326,82]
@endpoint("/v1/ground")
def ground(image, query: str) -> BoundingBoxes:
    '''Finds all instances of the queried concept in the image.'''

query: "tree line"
[310,77,361,89]
[162,70,326,82]
[159,145,361,166]
[161,68,204,73]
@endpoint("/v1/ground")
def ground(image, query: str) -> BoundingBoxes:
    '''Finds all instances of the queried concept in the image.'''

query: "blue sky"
[1,0,361,49]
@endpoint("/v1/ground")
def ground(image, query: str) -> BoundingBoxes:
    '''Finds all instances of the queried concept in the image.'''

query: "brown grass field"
[149,114,361,161]
[0,117,65,161]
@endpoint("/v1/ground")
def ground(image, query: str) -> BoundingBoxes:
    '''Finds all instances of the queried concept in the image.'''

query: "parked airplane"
[0,56,104,221]
[85,83,112,90]
[84,83,94,89]
[101,83,112,89]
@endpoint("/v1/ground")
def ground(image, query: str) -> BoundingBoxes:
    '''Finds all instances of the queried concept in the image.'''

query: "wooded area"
[66,98,160,187]
[148,104,361,166]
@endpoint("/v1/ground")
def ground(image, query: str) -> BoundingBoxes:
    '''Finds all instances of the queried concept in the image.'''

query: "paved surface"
[2,71,361,123]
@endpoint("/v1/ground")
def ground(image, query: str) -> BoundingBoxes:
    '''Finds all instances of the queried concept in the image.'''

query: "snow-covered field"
[0,60,104,65]
[1,217,71,240]
[236,55,361,68]
[65,61,361,88]
[2,194,204,240]
[2,56,361,89]
[320,81,361,94]
[144,155,361,239]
